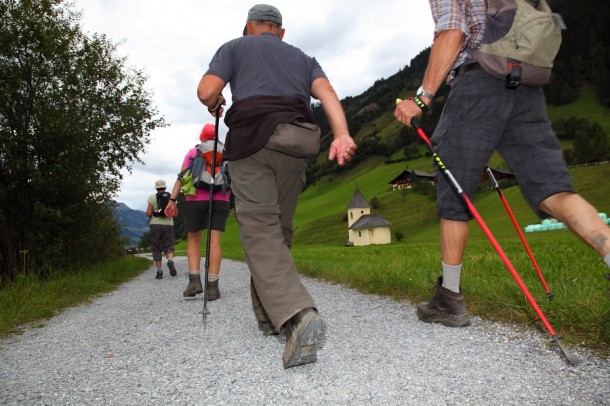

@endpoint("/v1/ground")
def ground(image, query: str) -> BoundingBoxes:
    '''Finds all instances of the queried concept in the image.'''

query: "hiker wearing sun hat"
[146,179,177,280]
[165,123,231,301]
[196,4,357,368]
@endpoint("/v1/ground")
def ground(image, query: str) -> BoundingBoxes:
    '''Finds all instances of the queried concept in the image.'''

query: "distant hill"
[112,202,148,245]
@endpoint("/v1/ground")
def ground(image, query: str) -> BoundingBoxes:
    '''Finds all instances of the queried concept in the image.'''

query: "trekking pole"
[200,111,221,325]
[485,167,554,300]
[396,100,583,365]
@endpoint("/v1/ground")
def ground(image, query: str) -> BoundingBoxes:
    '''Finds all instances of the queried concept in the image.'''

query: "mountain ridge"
[112,202,148,245]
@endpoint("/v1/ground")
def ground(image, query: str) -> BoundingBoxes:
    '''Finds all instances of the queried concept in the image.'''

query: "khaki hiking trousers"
[229,148,316,329]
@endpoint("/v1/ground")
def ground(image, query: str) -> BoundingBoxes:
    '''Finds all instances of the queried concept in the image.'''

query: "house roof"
[347,187,370,209]
[350,214,392,230]
[389,168,514,185]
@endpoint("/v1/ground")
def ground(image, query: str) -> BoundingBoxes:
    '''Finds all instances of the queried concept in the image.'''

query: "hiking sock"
[189,270,200,275]
[208,274,219,282]
[442,262,462,293]
[604,253,610,269]
[156,266,162,272]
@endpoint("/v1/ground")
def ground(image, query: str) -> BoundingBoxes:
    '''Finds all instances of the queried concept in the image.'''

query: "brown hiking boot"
[416,277,471,327]
[207,279,220,301]
[258,320,279,336]
[167,260,177,277]
[282,308,326,369]
[183,273,203,297]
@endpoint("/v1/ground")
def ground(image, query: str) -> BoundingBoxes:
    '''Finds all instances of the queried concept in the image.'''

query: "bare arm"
[311,77,357,165]
[164,167,188,218]
[145,202,153,218]
[394,29,464,127]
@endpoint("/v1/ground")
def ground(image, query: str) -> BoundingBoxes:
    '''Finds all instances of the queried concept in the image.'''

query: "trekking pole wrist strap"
[412,95,432,116]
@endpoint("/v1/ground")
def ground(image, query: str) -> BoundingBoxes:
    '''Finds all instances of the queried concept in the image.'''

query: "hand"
[208,94,226,118]
[394,97,422,127]
[164,201,178,218]
[328,134,357,166]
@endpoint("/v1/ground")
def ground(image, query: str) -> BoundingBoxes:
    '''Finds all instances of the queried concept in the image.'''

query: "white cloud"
[73,0,434,210]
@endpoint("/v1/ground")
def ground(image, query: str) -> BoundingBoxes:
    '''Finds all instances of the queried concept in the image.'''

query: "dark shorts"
[149,224,175,261]
[183,200,230,233]
[433,68,575,221]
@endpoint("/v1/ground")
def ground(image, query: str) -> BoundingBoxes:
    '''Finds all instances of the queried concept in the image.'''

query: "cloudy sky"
[73,0,435,211]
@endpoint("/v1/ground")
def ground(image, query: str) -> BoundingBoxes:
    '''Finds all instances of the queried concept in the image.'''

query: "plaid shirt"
[429,0,487,81]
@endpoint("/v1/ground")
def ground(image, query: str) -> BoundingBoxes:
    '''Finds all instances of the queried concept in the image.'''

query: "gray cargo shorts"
[433,67,575,221]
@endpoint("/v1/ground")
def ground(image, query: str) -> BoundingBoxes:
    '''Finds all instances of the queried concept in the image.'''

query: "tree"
[571,122,610,165]
[0,0,166,281]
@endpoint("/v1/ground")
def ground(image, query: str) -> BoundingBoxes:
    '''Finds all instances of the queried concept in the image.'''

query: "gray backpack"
[190,140,230,194]
[473,0,566,88]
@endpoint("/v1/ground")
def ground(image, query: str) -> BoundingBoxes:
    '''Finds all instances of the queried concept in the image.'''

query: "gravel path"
[1,257,608,405]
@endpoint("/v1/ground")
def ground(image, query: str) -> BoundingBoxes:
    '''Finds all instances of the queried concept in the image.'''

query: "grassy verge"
[0,256,151,338]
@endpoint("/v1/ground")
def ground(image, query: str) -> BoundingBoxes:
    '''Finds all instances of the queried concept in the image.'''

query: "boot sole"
[182,288,203,297]
[416,306,471,327]
[282,312,326,368]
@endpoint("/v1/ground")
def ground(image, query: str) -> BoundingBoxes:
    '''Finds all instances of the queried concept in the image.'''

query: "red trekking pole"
[397,102,583,365]
[485,167,554,300]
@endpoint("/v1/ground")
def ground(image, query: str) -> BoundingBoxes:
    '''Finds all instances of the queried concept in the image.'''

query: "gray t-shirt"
[205,32,327,104]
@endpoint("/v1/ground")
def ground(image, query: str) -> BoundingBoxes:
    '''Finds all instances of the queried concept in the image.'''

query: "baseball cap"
[155,179,167,189]
[243,4,282,35]
[248,4,282,25]
[199,124,216,141]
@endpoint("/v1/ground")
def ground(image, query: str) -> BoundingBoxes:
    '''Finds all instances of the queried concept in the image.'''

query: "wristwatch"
[417,85,434,100]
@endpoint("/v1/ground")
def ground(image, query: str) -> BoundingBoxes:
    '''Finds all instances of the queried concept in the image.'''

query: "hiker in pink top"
[165,124,231,300]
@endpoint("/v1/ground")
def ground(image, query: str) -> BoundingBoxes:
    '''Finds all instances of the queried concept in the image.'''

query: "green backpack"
[474,0,566,88]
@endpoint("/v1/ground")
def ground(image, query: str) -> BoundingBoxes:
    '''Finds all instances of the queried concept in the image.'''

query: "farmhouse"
[389,167,515,191]
[388,170,438,190]
[346,188,392,246]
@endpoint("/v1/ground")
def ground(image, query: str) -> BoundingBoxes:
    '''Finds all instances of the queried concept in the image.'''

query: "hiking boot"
[167,260,177,277]
[183,273,203,297]
[207,279,220,301]
[258,320,279,336]
[416,276,471,327]
[155,270,163,280]
[282,308,326,369]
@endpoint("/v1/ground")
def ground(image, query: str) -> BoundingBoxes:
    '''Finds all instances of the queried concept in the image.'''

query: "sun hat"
[155,179,167,189]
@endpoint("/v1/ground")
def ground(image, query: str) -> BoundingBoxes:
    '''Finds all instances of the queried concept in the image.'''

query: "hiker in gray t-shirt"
[196,4,357,369]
